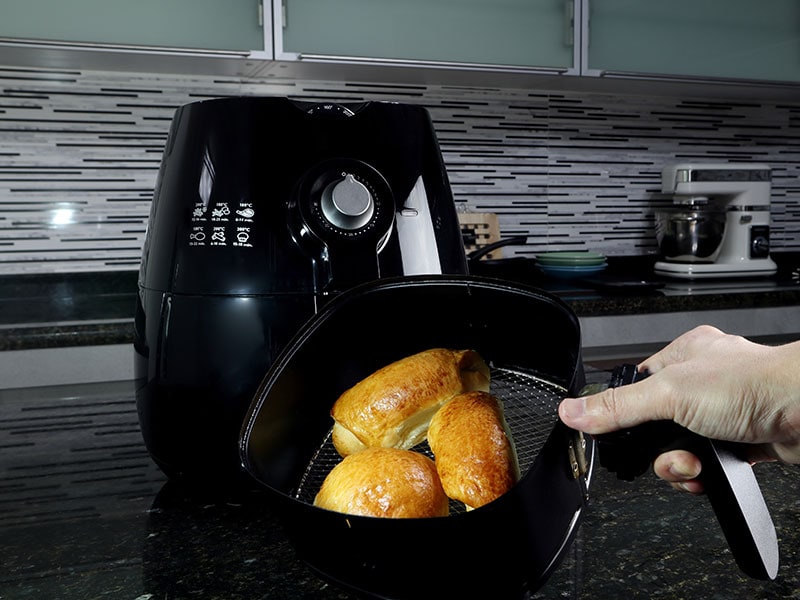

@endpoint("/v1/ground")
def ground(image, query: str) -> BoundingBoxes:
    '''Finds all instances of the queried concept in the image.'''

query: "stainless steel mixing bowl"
[655,207,726,263]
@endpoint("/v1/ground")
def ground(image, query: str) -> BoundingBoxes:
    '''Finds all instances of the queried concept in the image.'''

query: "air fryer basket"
[240,275,594,600]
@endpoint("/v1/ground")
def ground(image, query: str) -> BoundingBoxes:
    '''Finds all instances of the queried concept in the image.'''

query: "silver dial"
[320,173,374,230]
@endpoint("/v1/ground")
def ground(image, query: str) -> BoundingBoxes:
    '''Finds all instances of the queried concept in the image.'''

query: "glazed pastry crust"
[330,348,490,456]
[313,447,450,518]
[427,391,520,510]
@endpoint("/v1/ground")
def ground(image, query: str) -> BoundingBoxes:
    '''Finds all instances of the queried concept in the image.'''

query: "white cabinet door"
[586,0,800,83]
[0,0,266,52]
[277,0,577,72]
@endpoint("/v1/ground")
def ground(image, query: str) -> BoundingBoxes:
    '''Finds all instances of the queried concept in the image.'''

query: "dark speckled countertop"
[2,253,800,351]
[1,376,798,600]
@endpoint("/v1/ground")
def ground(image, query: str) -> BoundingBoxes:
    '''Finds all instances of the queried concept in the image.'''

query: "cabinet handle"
[583,0,589,49]
[564,0,574,47]
[296,53,570,74]
[0,36,251,57]
[598,68,800,88]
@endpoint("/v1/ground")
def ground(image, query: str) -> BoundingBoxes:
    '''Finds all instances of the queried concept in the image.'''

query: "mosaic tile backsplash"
[1,64,799,274]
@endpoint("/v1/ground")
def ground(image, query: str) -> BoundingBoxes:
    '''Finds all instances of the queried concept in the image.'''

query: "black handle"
[596,364,691,481]
[596,364,779,581]
[466,236,528,261]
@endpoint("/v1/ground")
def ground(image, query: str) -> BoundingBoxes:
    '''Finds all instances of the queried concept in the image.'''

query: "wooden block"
[458,212,502,259]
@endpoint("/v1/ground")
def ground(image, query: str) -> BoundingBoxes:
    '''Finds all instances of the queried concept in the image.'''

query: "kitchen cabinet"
[0,0,797,92]
[275,0,578,73]
[275,0,800,88]
[585,0,800,83]
[0,0,267,53]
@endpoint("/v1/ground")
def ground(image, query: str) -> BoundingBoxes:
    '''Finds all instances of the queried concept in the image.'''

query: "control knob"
[320,173,374,230]
[752,235,770,257]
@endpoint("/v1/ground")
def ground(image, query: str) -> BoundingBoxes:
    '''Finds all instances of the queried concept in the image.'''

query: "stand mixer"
[654,163,778,279]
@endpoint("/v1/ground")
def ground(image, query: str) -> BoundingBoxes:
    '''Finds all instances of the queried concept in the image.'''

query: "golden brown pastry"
[313,447,450,518]
[427,391,520,510]
[330,348,490,456]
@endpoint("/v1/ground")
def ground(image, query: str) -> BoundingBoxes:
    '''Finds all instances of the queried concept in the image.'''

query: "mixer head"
[661,163,772,208]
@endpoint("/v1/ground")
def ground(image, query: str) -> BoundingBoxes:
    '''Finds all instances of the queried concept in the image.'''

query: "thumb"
[559,381,666,434]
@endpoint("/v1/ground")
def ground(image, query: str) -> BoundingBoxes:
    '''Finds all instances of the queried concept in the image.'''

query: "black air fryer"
[134,97,467,483]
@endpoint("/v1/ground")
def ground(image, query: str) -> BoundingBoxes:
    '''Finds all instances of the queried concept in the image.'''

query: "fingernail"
[560,397,586,421]
[669,461,700,479]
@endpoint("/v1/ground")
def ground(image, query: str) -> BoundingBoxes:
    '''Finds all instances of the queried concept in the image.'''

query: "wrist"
[766,341,800,463]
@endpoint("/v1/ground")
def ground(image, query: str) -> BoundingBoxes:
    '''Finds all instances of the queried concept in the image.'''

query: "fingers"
[561,326,728,435]
[653,450,705,494]
[560,389,707,494]
[559,380,670,435]
[559,386,705,494]
[639,325,725,375]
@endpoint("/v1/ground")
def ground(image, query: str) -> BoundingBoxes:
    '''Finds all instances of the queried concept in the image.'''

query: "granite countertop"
[0,271,138,351]
[1,253,799,351]
[1,378,798,599]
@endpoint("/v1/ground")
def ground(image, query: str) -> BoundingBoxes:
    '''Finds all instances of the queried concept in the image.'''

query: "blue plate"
[535,251,607,266]
[539,263,608,280]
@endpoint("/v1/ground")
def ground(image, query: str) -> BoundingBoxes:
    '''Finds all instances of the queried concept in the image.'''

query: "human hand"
[559,325,800,493]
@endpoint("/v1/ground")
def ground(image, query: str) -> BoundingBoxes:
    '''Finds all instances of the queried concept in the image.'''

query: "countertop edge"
[0,320,134,351]
[568,288,800,316]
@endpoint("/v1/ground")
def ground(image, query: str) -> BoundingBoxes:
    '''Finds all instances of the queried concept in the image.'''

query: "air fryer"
[133,97,467,483]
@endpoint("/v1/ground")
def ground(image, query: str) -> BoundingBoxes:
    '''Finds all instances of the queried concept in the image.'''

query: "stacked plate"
[535,251,607,280]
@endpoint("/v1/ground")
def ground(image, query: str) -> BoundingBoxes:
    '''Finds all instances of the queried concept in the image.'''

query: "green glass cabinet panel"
[0,0,264,52]
[588,0,800,82]
[281,0,574,69]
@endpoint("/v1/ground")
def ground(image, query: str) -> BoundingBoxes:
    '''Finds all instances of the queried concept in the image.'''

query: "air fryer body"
[134,97,467,482]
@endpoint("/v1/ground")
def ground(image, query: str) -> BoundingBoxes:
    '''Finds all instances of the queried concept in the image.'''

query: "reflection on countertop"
[1,379,799,600]
[659,277,800,296]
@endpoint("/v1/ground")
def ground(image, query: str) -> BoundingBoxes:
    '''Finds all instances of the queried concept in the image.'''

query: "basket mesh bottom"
[293,367,566,514]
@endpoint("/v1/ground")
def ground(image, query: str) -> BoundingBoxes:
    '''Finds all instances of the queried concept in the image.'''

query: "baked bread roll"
[330,348,490,456]
[427,391,520,510]
[313,447,450,518]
